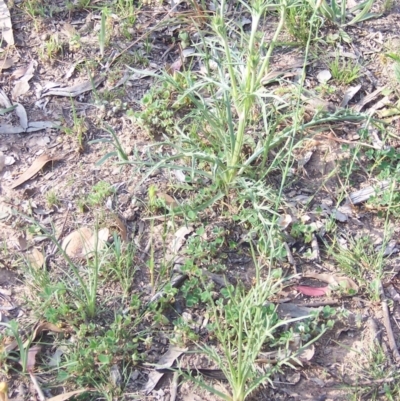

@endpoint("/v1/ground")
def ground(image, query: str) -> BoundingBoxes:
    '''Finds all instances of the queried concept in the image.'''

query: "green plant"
[90,125,129,165]
[327,234,389,301]
[99,8,109,57]
[99,7,111,57]
[144,36,152,54]
[61,99,88,151]
[40,34,63,63]
[328,53,361,84]
[105,234,138,298]
[126,0,337,196]
[58,316,143,390]
[312,0,381,27]
[344,343,400,399]
[24,0,47,18]
[284,0,320,44]
[290,220,317,243]
[46,190,60,207]
[20,217,105,319]
[116,0,140,27]
[0,320,34,373]
[385,52,400,84]
[86,181,115,207]
[191,272,328,401]
[66,0,91,11]
[127,80,176,137]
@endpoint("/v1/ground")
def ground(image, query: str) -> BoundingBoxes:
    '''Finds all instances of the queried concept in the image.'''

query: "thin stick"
[379,280,400,363]
[170,371,179,401]
[283,242,297,274]
[29,373,45,401]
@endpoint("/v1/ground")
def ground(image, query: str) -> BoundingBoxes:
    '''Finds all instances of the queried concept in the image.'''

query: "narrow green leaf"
[96,152,117,166]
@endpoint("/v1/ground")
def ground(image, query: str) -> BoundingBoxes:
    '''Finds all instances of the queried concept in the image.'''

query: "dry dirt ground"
[1,0,400,400]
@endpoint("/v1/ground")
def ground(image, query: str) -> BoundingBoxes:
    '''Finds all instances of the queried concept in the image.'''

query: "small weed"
[193,271,329,401]
[57,316,143,390]
[39,34,63,63]
[144,37,153,54]
[0,320,35,373]
[99,7,109,57]
[383,0,394,12]
[89,125,129,165]
[347,343,400,399]
[115,51,149,68]
[327,235,387,301]
[68,33,82,53]
[105,234,138,298]
[46,190,60,207]
[116,0,140,27]
[285,0,320,44]
[127,80,176,137]
[61,100,88,152]
[77,198,87,213]
[313,0,381,27]
[329,54,361,84]
[385,52,400,84]
[290,220,317,243]
[24,0,47,18]
[86,181,115,207]
[66,0,91,11]
[314,83,336,96]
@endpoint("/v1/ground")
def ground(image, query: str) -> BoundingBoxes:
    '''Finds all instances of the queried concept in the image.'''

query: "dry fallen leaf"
[89,227,109,253]
[298,344,315,363]
[257,344,315,366]
[0,90,11,109]
[14,103,28,130]
[42,76,105,97]
[304,272,358,294]
[0,0,14,46]
[143,346,187,394]
[0,124,25,134]
[296,285,330,297]
[158,192,178,207]
[277,303,317,319]
[0,57,14,71]
[10,153,63,189]
[278,214,292,230]
[61,227,109,258]
[25,345,41,372]
[167,225,193,261]
[11,60,36,99]
[3,340,18,354]
[316,69,331,83]
[353,86,385,112]
[32,321,64,338]
[26,248,44,269]
[61,227,93,258]
[110,213,127,242]
[12,80,31,99]
[0,381,8,401]
[340,84,362,108]
[348,180,390,205]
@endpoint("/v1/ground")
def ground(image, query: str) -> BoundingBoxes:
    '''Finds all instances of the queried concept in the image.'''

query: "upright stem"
[256,3,286,84]
[225,3,286,185]
[217,0,238,100]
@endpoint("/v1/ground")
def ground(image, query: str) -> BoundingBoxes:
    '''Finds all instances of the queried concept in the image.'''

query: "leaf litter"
[10,153,64,189]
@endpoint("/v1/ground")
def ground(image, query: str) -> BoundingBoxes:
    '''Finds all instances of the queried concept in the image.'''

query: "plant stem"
[256,2,286,84]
